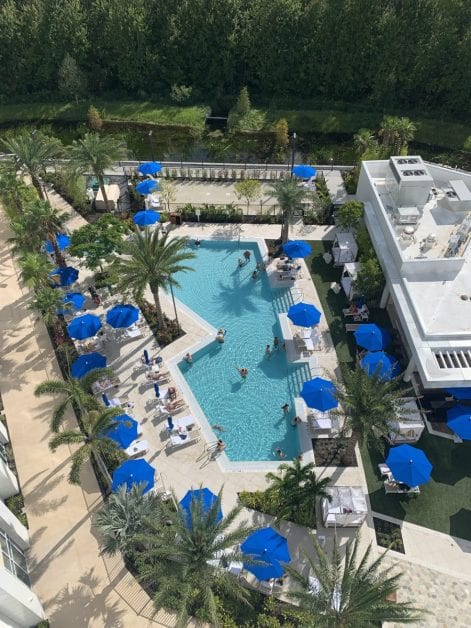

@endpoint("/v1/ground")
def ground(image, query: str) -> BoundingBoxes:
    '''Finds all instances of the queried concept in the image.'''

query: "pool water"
[175,240,309,461]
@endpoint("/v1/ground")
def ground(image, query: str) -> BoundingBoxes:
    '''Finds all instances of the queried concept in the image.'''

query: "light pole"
[329,157,334,171]
[148,130,155,162]
[290,132,297,179]
[168,281,180,334]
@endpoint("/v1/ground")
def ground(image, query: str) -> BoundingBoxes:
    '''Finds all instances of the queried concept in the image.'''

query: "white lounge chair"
[166,430,200,451]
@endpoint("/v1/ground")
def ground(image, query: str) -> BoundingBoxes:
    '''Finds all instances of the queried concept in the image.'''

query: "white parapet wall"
[0,460,18,501]
[0,502,29,551]
[0,568,45,627]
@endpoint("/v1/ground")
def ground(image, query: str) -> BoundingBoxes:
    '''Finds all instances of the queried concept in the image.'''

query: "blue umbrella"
[49,266,79,287]
[300,377,338,411]
[354,324,392,351]
[445,388,471,400]
[447,406,471,440]
[71,353,107,378]
[102,393,110,407]
[105,414,139,448]
[386,445,432,486]
[133,210,160,227]
[287,302,321,327]
[143,349,150,365]
[67,313,102,339]
[56,292,85,315]
[282,240,312,259]
[154,383,160,398]
[44,233,71,253]
[241,527,291,581]
[179,488,223,528]
[106,304,140,328]
[292,164,317,179]
[138,161,162,175]
[136,179,159,195]
[360,351,401,380]
[112,459,155,494]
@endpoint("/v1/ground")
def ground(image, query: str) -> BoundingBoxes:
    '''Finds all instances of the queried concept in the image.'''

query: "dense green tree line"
[0,0,469,117]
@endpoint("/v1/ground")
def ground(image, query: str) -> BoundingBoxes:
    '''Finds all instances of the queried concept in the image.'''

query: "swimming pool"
[175,240,309,461]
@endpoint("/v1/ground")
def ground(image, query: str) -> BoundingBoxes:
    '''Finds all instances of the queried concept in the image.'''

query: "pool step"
[287,362,312,396]
[272,288,294,315]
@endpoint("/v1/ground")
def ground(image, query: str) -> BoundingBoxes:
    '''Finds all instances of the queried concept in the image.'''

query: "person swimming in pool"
[237,367,249,378]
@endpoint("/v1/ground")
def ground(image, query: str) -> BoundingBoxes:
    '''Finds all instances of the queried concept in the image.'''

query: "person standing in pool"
[273,336,280,350]
[265,344,272,358]
[237,367,249,379]
[243,250,251,263]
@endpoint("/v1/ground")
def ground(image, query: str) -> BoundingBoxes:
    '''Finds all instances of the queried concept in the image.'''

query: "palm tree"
[19,253,53,290]
[35,368,113,432]
[353,128,377,156]
[270,179,306,243]
[393,117,417,155]
[286,533,424,626]
[378,116,400,155]
[0,166,37,216]
[94,483,160,558]
[265,458,331,525]
[8,216,44,256]
[134,489,258,627]
[112,228,195,331]
[68,132,127,211]
[24,200,69,267]
[335,365,413,452]
[49,407,126,485]
[2,129,62,200]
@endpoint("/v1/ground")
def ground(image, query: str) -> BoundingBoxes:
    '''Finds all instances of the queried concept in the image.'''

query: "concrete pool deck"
[1,188,469,626]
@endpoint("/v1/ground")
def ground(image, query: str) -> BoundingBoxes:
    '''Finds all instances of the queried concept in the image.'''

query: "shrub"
[87,105,103,131]
[336,200,364,231]
[343,168,359,194]
[5,493,27,528]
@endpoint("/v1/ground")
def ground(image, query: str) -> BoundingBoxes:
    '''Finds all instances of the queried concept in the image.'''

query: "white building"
[0,423,45,627]
[357,156,471,390]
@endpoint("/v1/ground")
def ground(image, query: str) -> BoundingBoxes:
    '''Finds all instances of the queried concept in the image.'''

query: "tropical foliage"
[133,489,258,627]
[69,214,129,271]
[48,407,126,484]
[270,180,306,243]
[68,132,127,209]
[35,368,113,432]
[0,1,468,118]
[286,533,424,627]
[112,228,195,330]
[335,365,413,451]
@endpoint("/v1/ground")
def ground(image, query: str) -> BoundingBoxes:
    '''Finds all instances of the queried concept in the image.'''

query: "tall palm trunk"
[280,212,290,243]
[150,286,167,330]
[31,174,46,200]
[49,231,67,268]
[97,173,109,212]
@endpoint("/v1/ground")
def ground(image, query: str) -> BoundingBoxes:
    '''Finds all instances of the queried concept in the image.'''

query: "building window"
[0,443,8,465]
[0,529,30,586]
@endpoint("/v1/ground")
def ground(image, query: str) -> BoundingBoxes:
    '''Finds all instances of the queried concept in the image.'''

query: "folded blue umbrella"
[300,377,338,411]
[354,324,392,351]
[138,162,162,175]
[360,351,401,380]
[143,349,150,365]
[71,353,107,378]
[102,393,110,407]
[241,527,291,580]
[56,292,85,315]
[445,388,471,400]
[386,445,432,486]
[282,240,312,259]
[179,488,223,528]
[44,233,71,253]
[154,383,160,398]
[49,266,79,287]
[105,414,139,448]
[447,406,471,440]
[112,459,155,494]
[292,164,317,179]
[287,302,321,327]
[133,210,160,227]
[136,179,158,195]
[106,304,140,328]
[67,313,102,339]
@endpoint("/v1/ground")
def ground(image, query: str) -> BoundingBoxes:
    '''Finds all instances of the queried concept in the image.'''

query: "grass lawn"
[0,101,210,130]
[306,240,471,541]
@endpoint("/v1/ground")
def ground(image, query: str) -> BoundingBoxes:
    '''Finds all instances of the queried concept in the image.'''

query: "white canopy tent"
[341,262,361,301]
[388,398,425,444]
[321,486,368,527]
[332,232,358,266]
[95,184,120,211]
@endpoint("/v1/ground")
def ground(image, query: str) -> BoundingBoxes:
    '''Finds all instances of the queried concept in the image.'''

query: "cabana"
[321,486,367,528]
[331,232,358,266]
[95,184,121,212]
[341,262,361,301]
[387,398,425,444]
